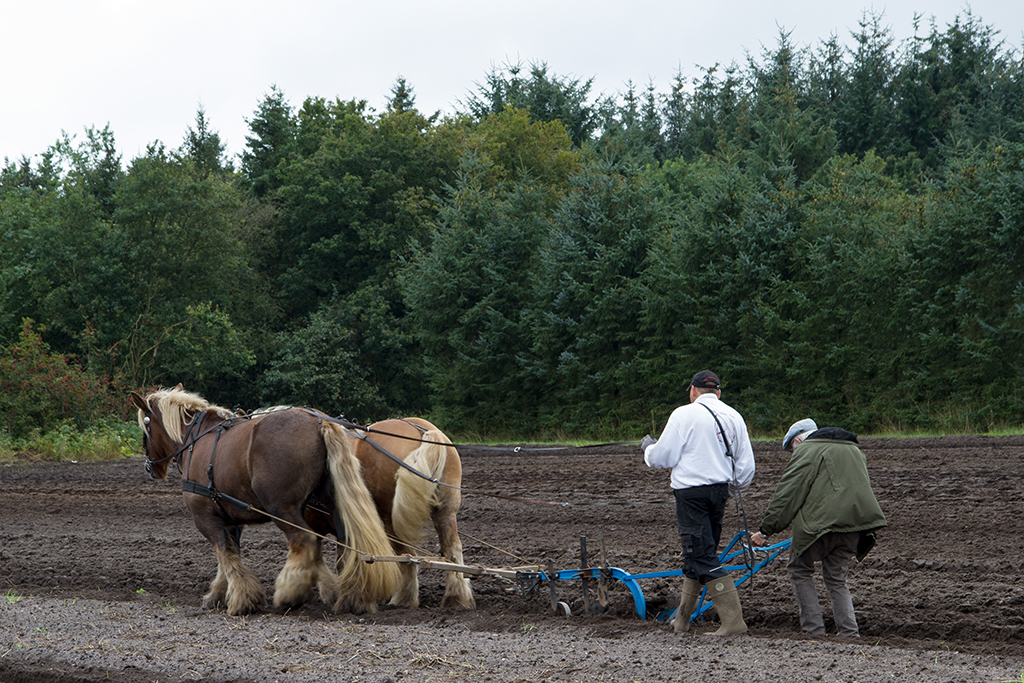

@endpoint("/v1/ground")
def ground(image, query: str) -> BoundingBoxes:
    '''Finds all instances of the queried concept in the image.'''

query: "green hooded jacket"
[759,428,887,559]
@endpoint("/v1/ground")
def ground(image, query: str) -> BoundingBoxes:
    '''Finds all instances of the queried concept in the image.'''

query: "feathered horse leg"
[392,430,475,609]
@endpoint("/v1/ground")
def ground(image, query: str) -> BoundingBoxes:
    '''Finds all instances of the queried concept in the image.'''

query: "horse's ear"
[174,383,184,391]
[130,392,149,412]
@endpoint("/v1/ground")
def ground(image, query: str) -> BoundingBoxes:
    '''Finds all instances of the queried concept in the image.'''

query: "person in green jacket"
[750,419,887,637]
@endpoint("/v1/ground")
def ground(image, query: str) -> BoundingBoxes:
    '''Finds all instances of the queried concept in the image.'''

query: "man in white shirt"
[641,370,755,635]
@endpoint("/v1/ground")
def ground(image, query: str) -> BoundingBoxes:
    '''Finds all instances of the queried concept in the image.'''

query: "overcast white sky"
[3,1,1022,165]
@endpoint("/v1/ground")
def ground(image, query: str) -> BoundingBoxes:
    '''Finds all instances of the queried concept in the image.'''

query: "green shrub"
[0,419,139,462]
[0,319,125,440]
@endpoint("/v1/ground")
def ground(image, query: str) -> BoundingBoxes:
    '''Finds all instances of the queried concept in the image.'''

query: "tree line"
[3,10,1023,440]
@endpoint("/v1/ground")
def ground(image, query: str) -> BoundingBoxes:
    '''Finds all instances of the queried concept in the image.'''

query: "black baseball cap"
[690,370,720,389]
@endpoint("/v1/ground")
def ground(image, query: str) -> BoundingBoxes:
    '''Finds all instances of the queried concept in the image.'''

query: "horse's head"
[130,383,232,480]
[131,387,179,480]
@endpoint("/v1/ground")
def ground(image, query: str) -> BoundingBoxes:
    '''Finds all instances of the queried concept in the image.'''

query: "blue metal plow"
[515,531,791,621]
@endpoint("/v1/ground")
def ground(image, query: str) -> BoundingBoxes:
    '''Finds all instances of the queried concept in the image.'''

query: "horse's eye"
[144,416,151,425]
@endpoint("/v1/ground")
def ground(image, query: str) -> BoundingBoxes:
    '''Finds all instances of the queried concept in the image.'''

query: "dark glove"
[640,434,657,451]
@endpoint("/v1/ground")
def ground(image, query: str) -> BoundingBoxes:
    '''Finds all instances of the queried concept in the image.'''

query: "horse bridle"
[139,416,169,476]
[140,408,215,476]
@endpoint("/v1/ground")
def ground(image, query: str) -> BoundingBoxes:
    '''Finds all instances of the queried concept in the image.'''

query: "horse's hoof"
[272,594,312,612]
[226,601,261,617]
[201,595,225,610]
[318,585,340,607]
[440,586,476,609]
[388,596,419,609]
[440,592,476,609]
[334,597,377,615]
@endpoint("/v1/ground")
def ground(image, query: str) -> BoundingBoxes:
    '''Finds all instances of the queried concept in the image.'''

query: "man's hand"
[640,434,657,451]
[749,531,768,547]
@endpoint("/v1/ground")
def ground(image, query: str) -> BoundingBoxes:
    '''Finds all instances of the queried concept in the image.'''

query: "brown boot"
[670,578,702,634]
[704,576,747,635]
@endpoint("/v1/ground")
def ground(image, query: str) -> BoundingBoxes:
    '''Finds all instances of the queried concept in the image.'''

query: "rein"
[307,411,599,507]
[699,403,755,572]
[288,407,641,454]
[148,404,648,512]
[357,429,643,454]
[340,416,662,508]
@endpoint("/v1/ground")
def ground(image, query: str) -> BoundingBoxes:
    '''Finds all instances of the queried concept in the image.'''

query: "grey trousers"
[786,531,861,637]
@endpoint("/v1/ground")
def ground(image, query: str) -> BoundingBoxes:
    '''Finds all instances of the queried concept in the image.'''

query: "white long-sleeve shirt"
[643,393,755,491]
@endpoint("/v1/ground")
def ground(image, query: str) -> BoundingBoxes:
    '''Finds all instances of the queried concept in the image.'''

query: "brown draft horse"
[306,418,476,609]
[130,385,400,616]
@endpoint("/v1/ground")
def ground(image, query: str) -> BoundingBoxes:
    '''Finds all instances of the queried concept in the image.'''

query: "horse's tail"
[391,429,451,545]
[321,421,400,614]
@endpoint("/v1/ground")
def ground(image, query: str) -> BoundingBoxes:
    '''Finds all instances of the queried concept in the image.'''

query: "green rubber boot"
[704,576,748,635]
[671,577,703,634]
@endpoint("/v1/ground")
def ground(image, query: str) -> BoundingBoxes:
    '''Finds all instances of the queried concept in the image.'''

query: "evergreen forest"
[3,10,1024,443]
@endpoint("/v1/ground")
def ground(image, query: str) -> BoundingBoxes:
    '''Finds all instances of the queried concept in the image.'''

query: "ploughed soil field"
[2,434,1024,682]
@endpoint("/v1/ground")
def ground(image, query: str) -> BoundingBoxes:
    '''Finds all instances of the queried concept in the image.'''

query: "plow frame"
[529,531,791,621]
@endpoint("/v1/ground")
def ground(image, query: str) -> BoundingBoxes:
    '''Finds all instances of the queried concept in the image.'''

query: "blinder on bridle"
[141,416,151,446]
[140,414,157,474]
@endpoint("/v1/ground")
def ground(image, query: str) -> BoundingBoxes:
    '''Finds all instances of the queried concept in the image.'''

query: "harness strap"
[181,410,208,476]
[181,416,238,517]
[182,479,251,512]
[154,410,251,471]
[349,429,446,487]
[396,417,429,435]
[296,409,448,488]
[205,425,225,489]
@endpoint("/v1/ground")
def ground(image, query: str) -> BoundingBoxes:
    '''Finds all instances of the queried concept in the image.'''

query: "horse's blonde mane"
[143,386,235,443]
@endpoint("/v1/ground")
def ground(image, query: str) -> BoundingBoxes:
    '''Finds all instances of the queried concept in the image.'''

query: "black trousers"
[674,483,729,584]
